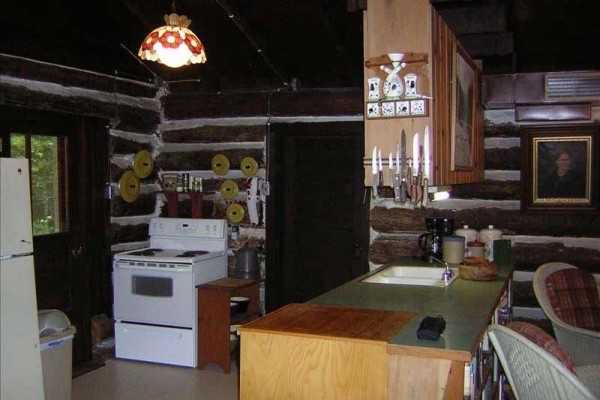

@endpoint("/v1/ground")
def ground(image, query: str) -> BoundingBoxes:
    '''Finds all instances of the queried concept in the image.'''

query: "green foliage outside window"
[11,134,61,235]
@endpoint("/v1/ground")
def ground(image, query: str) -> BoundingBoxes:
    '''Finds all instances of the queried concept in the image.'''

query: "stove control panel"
[149,218,225,239]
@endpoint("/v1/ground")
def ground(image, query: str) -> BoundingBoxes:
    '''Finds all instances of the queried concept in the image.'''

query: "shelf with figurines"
[365,52,430,120]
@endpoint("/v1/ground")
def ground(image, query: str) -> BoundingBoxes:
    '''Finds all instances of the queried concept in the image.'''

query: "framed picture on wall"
[521,124,599,212]
[450,43,477,171]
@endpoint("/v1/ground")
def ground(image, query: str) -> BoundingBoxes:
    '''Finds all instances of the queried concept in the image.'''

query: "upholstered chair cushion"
[544,269,600,332]
[507,321,576,373]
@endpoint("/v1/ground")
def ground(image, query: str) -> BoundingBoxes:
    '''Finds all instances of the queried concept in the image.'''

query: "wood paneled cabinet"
[363,0,484,188]
[197,277,262,373]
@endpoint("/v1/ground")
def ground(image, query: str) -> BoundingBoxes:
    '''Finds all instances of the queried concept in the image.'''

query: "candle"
[424,126,430,180]
[413,133,420,176]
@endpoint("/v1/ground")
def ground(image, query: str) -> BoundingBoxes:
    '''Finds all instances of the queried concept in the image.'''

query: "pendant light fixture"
[138,6,206,69]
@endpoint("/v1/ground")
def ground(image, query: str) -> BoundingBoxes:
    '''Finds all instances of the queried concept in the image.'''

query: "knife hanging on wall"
[399,130,407,203]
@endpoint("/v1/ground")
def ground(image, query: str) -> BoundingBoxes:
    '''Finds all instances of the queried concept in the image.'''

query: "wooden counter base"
[239,303,416,399]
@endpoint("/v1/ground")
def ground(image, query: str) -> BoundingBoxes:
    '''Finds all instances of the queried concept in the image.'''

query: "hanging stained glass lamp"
[138,13,207,68]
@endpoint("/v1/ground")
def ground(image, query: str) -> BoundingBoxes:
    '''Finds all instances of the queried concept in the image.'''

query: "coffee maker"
[418,217,454,259]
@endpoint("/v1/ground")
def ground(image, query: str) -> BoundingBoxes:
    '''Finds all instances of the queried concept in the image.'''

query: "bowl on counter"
[231,296,250,313]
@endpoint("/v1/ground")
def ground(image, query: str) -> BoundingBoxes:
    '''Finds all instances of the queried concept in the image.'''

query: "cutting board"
[241,303,415,342]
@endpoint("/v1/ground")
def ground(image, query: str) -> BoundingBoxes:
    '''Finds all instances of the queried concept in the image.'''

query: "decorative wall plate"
[226,203,245,223]
[240,157,258,177]
[220,179,239,200]
[132,150,154,178]
[119,170,140,203]
[211,154,230,176]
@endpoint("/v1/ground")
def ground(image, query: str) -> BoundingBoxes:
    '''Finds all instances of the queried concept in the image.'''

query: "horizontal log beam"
[0,54,157,98]
[163,125,265,143]
[155,149,264,171]
[162,88,362,119]
[370,206,600,237]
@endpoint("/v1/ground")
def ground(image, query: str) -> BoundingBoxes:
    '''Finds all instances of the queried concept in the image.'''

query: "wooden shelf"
[364,52,429,68]
[197,277,262,373]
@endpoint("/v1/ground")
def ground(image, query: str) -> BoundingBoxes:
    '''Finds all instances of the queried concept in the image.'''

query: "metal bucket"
[232,247,261,279]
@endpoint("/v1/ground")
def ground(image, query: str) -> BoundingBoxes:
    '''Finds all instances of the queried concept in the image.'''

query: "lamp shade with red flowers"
[138,13,206,68]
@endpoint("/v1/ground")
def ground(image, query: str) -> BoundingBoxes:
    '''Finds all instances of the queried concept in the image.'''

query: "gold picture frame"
[521,124,599,212]
[450,43,477,171]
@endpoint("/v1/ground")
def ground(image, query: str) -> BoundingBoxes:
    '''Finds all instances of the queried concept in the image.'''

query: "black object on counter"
[417,315,446,340]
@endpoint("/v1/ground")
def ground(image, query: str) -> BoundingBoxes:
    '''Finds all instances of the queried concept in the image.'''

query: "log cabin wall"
[2,54,598,316]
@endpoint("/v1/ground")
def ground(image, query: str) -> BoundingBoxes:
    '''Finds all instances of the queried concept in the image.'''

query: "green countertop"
[308,257,513,360]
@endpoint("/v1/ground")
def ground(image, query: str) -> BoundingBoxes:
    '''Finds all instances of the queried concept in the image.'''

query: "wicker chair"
[488,323,597,400]
[532,262,600,366]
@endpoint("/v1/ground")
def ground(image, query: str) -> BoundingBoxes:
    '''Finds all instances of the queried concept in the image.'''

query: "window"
[10,133,68,235]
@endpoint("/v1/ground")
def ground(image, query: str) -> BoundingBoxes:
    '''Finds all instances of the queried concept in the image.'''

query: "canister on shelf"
[454,225,478,249]
[466,241,485,258]
[442,235,465,264]
[479,225,502,261]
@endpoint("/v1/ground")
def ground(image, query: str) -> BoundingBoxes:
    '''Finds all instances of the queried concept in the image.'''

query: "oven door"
[113,264,195,327]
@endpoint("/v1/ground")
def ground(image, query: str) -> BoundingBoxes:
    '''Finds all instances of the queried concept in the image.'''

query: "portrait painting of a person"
[537,143,586,199]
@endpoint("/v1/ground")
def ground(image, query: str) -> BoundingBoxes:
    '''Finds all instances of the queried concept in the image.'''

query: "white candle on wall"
[413,133,420,176]
[424,126,430,180]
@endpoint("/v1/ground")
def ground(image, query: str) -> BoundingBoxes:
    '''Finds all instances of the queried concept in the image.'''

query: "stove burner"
[129,248,164,256]
[177,250,209,257]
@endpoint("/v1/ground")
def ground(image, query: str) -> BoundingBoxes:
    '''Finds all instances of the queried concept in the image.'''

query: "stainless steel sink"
[361,265,458,287]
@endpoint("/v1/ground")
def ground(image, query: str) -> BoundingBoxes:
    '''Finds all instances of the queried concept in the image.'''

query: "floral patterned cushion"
[507,321,576,373]
[545,269,600,332]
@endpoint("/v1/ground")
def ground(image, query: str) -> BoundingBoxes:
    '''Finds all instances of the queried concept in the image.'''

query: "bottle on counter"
[479,225,502,261]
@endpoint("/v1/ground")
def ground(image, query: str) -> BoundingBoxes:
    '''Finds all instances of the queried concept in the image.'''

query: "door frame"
[265,120,369,312]
[0,105,110,365]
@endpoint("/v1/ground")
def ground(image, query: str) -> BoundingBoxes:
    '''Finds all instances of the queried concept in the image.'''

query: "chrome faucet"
[429,256,454,281]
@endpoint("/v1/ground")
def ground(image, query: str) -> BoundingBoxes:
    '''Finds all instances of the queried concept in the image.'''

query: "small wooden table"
[197,277,262,373]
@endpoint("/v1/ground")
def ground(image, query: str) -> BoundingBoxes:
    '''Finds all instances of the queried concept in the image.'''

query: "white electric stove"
[113,217,228,367]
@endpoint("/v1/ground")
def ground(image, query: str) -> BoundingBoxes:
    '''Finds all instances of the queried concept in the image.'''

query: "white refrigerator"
[1,158,46,400]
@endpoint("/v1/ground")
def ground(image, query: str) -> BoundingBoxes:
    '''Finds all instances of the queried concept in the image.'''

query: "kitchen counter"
[238,257,514,399]
[308,257,513,361]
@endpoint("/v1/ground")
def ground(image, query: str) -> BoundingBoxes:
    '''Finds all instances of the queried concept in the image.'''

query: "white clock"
[410,99,426,116]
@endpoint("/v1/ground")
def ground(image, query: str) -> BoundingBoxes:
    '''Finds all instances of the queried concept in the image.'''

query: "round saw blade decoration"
[211,153,230,176]
[226,203,245,223]
[132,149,154,179]
[240,156,258,177]
[119,170,141,203]
[220,179,239,200]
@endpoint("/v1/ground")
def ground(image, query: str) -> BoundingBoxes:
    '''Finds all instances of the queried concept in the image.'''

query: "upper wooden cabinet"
[363,0,484,187]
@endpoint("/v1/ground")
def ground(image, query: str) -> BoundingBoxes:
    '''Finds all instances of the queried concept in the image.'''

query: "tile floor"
[72,359,239,400]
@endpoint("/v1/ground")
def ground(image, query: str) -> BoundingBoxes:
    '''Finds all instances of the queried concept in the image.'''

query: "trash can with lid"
[38,309,76,400]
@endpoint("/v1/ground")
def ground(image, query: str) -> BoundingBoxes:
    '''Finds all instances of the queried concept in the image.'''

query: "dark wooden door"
[1,107,110,366]
[265,121,368,312]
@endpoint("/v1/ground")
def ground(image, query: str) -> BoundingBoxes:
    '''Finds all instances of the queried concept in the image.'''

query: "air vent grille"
[545,72,600,101]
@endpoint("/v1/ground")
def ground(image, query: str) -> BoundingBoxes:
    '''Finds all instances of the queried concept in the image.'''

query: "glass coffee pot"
[418,217,454,258]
